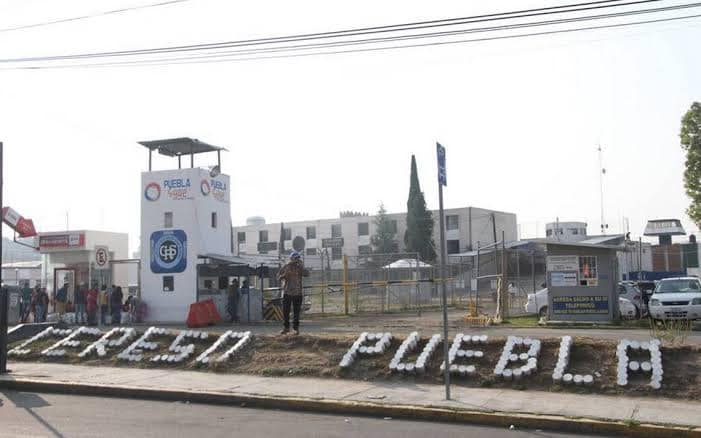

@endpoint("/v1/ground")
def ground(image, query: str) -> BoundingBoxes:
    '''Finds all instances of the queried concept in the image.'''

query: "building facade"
[233,206,517,268]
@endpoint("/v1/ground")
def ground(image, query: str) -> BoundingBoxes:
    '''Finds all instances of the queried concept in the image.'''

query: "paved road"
[0,390,611,438]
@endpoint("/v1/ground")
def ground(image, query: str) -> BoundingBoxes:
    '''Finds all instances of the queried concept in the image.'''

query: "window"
[447,239,460,254]
[569,228,579,235]
[389,220,398,234]
[358,222,369,236]
[446,215,459,231]
[306,226,316,239]
[358,245,372,255]
[211,212,218,228]
[546,229,553,237]
[618,285,627,295]
[204,279,213,289]
[306,248,317,256]
[163,276,174,292]
[332,247,342,260]
[237,232,246,243]
[331,224,342,238]
[164,212,173,228]
[283,227,292,240]
[218,276,228,290]
[259,230,268,242]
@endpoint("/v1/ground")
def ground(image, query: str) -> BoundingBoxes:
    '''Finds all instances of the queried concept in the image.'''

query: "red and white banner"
[2,206,37,237]
[39,233,85,250]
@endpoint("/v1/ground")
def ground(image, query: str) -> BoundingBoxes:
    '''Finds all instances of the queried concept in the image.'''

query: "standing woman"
[86,286,98,326]
[227,279,240,323]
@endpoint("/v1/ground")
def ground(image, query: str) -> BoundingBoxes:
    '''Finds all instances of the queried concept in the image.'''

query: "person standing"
[75,283,87,325]
[30,286,41,323]
[227,279,240,323]
[86,285,98,326]
[20,282,32,323]
[240,279,250,323]
[55,283,68,317]
[40,288,49,322]
[99,285,110,325]
[277,251,309,335]
[111,286,123,325]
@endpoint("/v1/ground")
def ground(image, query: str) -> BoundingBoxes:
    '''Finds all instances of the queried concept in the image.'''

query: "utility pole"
[0,141,7,374]
[598,145,607,235]
[436,142,450,400]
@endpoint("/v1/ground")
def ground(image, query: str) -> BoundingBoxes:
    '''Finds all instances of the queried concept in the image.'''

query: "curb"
[1,378,699,438]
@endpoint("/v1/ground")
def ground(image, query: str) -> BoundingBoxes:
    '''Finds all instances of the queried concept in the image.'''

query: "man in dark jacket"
[227,279,240,323]
[277,251,309,335]
[111,286,123,325]
[75,283,87,325]
[55,283,68,316]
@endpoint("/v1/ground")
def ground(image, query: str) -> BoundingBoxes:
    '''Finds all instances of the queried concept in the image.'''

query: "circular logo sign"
[144,182,161,201]
[200,179,211,196]
[95,248,109,268]
[154,234,185,271]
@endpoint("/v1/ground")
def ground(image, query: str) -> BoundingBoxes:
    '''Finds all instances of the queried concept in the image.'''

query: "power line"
[7,4,700,69]
[88,2,700,64]
[0,0,664,63]
[0,0,195,33]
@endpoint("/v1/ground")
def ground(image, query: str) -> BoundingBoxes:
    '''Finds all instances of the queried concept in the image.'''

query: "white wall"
[140,168,231,322]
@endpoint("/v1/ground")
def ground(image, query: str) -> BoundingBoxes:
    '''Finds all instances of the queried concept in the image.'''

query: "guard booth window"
[163,276,174,292]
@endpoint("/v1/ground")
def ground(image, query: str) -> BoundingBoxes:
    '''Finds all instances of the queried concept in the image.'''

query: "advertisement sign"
[2,206,37,237]
[94,246,110,270]
[552,295,609,315]
[257,241,278,252]
[579,256,598,286]
[39,233,85,250]
[144,178,194,202]
[150,230,187,273]
[322,238,344,249]
[200,178,228,203]
[546,255,579,272]
[551,272,578,287]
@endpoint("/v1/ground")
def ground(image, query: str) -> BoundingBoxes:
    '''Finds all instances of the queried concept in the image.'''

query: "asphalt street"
[0,390,614,438]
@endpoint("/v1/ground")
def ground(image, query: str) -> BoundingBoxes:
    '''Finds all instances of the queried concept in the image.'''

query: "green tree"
[404,155,436,261]
[371,202,397,254]
[681,102,701,227]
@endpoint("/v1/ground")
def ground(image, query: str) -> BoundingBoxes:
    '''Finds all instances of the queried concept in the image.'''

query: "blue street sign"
[437,142,447,186]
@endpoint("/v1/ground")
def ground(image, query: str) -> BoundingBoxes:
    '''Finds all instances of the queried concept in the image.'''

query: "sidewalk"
[2,362,700,437]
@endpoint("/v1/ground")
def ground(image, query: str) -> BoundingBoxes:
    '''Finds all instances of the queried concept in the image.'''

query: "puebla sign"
[9,326,665,390]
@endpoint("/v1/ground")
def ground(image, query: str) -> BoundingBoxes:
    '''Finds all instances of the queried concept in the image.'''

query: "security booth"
[196,254,266,323]
[544,241,621,322]
[38,230,130,307]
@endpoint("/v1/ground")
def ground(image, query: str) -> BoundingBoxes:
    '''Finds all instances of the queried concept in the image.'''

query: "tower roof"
[138,137,227,157]
[643,219,686,236]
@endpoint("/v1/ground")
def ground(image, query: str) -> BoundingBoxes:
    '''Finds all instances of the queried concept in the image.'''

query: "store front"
[39,230,131,307]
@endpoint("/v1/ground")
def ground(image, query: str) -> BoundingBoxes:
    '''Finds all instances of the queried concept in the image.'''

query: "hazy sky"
[1,0,700,253]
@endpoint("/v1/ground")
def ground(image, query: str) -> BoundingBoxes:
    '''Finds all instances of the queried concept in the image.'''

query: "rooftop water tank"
[246,216,266,227]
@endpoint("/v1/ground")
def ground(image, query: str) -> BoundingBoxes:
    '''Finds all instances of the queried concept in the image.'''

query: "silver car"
[648,277,701,320]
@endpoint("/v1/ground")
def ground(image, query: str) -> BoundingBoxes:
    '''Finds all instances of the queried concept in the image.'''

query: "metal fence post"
[343,255,349,315]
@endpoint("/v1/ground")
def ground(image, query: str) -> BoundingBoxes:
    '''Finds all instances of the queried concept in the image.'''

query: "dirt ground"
[9,329,701,400]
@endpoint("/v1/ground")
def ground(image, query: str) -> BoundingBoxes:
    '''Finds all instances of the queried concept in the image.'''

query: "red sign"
[2,206,37,237]
[39,233,85,250]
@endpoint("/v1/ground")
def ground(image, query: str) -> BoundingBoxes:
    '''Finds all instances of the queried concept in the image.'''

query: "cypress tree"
[404,155,436,261]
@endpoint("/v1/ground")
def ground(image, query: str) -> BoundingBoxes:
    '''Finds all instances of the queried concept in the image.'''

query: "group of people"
[19,284,50,323]
[61,283,126,326]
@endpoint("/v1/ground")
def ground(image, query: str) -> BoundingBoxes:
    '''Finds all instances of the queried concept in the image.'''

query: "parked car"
[525,288,639,319]
[618,282,647,318]
[648,277,701,321]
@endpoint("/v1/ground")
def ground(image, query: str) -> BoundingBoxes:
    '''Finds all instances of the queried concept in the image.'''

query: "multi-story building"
[233,206,517,268]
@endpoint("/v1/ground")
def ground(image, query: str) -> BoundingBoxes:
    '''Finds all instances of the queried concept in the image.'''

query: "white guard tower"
[139,138,231,322]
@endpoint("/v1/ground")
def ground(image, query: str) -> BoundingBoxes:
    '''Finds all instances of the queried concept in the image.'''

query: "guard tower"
[643,219,686,245]
[138,138,231,322]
